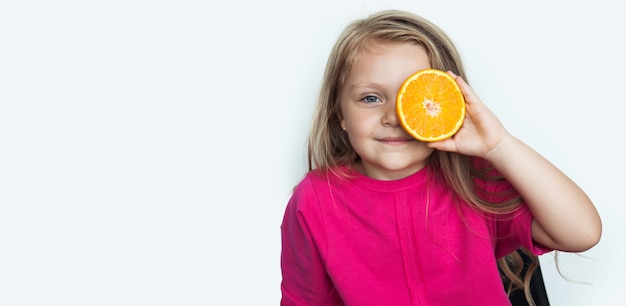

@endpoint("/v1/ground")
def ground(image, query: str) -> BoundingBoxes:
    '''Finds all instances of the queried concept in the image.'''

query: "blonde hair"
[307,9,539,305]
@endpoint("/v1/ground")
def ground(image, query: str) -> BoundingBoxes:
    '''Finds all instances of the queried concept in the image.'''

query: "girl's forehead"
[341,41,430,90]
[351,41,428,68]
[357,38,403,54]
[353,39,425,62]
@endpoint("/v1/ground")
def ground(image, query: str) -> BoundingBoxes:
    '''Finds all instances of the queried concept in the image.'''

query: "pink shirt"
[281,165,550,306]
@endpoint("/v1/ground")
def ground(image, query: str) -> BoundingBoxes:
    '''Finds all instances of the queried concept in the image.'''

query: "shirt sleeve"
[469,158,553,258]
[494,204,553,258]
[280,177,342,306]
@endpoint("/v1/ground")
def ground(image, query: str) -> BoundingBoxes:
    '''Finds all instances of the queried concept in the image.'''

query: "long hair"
[307,9,539,305]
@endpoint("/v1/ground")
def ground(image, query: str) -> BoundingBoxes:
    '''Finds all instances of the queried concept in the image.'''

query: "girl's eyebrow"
[348,82,385,91]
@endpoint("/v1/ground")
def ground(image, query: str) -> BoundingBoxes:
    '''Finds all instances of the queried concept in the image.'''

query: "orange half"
[396,69,465,142]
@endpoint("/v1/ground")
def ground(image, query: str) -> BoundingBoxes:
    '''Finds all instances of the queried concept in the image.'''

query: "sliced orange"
[396,69,465,142]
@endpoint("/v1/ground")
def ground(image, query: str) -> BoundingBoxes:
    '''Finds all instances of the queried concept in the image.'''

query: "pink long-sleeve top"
[280,165,550,306]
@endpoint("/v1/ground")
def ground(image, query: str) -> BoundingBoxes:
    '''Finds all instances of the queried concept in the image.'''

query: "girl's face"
[339,41,434,180]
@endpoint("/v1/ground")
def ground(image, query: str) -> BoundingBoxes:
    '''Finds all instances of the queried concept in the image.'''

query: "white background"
[1,0,624,305]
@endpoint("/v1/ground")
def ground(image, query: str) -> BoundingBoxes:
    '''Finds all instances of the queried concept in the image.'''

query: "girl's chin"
[358,161,428,180]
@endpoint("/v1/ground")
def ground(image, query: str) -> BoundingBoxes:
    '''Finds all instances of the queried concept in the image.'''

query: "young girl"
[280,9,601,306]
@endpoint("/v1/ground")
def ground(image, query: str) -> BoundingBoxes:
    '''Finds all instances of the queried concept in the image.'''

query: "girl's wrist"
[483,132,517,166]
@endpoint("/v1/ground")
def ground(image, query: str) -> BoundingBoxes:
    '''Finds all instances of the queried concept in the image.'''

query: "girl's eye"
[362,95,382,103]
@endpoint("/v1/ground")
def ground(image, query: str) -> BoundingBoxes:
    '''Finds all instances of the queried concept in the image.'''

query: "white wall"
[1,0,623,305]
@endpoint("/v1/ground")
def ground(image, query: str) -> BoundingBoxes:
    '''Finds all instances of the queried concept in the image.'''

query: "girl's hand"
[427,71,510,159]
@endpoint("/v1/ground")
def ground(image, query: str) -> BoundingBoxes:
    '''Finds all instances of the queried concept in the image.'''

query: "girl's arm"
[429,72,602,252]
[281,184,342,305]
[485,134,601,252]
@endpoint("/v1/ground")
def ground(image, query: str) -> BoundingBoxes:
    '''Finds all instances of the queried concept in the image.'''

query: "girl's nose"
[382,99,400,127]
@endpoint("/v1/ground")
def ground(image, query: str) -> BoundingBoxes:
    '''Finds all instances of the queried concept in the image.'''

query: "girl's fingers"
[447,72,481,106]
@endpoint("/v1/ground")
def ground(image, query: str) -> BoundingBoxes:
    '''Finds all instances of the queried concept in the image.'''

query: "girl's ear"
[337,114,346,131]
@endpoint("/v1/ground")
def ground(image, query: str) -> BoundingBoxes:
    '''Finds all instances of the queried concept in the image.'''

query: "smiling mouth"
[378,138,414,145]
